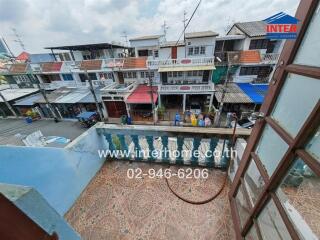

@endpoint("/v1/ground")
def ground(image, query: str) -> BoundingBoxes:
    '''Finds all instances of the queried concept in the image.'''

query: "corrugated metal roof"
[41,62,63,72]
[129,35,163,41]
[80,60,102,70]
[122,57,147,69]
[185,31,219,38]
[237,83,268,104]
[9,63,28,73]
[13,93,42,106]
[35,87,92,104]
[216,35,246,41]
[126,85,158,104]
[214,83,252,103]
[160,41,185,48]
[234,21,266,37]
[0,88,39,102]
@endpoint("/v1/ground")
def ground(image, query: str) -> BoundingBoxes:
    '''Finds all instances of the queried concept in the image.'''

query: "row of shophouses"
[0,20,283,123]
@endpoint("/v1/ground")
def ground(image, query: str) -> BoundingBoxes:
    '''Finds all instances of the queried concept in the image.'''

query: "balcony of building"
[214,51,280,66]
[158,83,214,94]
[0,120,251,239]
[39,79,113,90]
[146,57,215,69]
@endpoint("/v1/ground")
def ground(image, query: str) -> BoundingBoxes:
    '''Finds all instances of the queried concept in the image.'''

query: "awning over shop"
[126,85,158,104]
[158,65,215,72]
[13,93,42,106]
[215,83,252,103]
[237,83,269,104]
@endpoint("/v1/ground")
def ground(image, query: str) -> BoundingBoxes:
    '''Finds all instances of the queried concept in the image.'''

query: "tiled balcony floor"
[65,161,235,240]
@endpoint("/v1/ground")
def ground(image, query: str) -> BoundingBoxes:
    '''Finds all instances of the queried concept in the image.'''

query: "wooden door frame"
[229,0,320,239]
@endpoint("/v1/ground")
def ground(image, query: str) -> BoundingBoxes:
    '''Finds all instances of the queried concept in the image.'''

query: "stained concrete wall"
[0,126,107,215]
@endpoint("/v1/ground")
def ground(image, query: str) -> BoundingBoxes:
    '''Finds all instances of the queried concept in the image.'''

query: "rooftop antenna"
[12,28,26,51]
[121,31,129,46]
[161,21,169,40]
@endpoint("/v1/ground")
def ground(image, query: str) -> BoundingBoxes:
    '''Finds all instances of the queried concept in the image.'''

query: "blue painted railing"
[96,124,250,169]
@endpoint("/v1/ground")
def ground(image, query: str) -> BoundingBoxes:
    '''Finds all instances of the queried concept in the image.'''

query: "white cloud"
[0,0,300,55]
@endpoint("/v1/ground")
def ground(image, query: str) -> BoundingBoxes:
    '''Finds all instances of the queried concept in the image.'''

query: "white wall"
[185,36,216,57]
[72,51,83,61]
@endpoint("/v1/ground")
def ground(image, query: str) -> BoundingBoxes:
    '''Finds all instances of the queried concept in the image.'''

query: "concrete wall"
[185,36,216,57]
[0,183,80,240]
[0,126,107,215]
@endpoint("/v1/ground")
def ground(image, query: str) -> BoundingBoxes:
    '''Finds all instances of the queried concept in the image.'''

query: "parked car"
[231,118,255,129]
[76,111,99,128]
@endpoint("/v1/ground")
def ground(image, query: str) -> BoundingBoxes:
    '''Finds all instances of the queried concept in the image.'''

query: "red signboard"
[181,59,192,64]
[180,86,190,90]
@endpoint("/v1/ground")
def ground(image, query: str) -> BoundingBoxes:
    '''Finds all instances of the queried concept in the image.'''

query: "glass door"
[229,1,320,239]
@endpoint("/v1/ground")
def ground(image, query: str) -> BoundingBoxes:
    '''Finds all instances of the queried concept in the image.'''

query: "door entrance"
[104,101,127,118]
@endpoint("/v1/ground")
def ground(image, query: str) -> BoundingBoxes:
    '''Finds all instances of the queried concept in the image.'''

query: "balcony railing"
[96,123,251,168]
[100,82,137,96]
[147,57,215,68]
[39,80,113,90]
[158,83,214,93]
[260,53,280,64]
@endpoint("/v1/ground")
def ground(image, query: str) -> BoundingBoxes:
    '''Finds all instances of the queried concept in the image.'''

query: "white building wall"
[185,36,216,57]
[72,51,83,61]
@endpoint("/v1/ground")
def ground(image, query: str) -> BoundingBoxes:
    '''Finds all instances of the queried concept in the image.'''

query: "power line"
[12,28,26,51]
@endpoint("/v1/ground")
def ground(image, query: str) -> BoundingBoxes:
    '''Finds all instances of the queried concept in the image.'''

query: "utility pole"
[214,52,239,127]
[32,74,59,120]
[0,90,17,117]
[183,10,188,58]
[84,70,104,121]
[148,72,156,125]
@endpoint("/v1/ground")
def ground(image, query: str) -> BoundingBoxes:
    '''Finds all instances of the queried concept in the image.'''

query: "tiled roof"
[239,50,261,64]
[80,60,102,71]
[41,62,63,72]
[234,21,266,37]
[160,41,185,48]
[185,31,219,38]
[129,35,163,41]
[9,63,28,73]
[122,57,147,69]
[16,51,29,61]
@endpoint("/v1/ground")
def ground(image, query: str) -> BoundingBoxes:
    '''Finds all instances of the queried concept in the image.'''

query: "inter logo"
[264,12,299,39]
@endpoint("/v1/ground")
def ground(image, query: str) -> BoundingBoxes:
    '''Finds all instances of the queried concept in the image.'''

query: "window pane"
[235,184,250,228]
[276,158,320,239]
[257,199,291,240]
[245,225,260,240]
[305,126,320,163]
[294,2,320,67]
[255,124,288,176]
[271,73,320,137]
[244,159,265,206]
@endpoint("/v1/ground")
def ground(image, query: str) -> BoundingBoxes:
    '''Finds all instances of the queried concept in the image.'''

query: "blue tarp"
[237,83,269,104]
[76,111,96,119]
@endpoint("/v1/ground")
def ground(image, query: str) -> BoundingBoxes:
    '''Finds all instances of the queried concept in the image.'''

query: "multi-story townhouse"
[221,21,284,84]
[210,21,284,119]
[0,21,284,122]
[144,31,218,121]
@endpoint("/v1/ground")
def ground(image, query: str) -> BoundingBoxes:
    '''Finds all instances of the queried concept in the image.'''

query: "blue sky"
[0,0,300,55]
